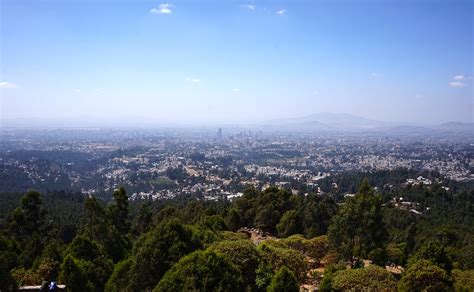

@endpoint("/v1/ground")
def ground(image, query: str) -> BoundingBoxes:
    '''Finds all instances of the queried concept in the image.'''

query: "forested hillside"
[0,172,473,291]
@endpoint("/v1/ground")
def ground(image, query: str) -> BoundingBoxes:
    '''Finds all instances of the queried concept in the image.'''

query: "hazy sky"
[1,0,473,125]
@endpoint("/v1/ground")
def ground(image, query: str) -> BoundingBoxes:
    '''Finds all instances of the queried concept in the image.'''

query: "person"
[49,280,58,291]
[40,280,49,292]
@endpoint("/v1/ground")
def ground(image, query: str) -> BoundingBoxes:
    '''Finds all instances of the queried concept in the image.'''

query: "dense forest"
[0,171,473,291]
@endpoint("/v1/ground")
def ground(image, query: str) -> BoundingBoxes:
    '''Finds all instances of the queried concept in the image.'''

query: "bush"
[280,234,329,265]
[11,267,40,287]
[332,265,395,291]
[126,220,204,290]
[208,240,260,290]
[399,259,452,291]
[257,241,307,282]
[267,266,299,292]
[452,269,474,291]
[105,258,133,292]
[153,250,243,291]
[276,210,301,237]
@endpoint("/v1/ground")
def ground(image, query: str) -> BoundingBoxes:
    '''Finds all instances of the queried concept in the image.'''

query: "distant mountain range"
[259,112,474,133]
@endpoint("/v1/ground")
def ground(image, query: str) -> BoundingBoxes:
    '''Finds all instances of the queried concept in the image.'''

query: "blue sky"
[1,0,472,125]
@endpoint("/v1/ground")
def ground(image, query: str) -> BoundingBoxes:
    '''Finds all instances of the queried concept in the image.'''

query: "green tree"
[301,195,337,238]
[331,265,395,291]
[267,266,299,292]
[452,269,474,291]
[131,202,152,236]
[108,187,129,235]
[10,190,46,237]
[66,236,102,261]
[328,179,387,261]
[209,240,260,290]
[226,208,242,231]
[399,259,452,291]
[81,197,127,262]
[126,219,204,290]
[0,249,17,291]
[59,255,89,292]
[153,250,243,292]
[200,215,228,232]
[62,236,114,291]
[276,210,301,238]
[254,188,296,233]
[257,241,307,282]
[105,258,133,292]
[409,241,453,274]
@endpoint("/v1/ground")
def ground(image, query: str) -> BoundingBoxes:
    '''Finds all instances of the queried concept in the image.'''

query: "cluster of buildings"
[0,128,472,200]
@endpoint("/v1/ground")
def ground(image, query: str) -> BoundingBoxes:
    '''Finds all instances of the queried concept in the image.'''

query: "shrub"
[154,250,243,291]
[332,265,396,291]
[399,259,452,291]
[267,266,299,292]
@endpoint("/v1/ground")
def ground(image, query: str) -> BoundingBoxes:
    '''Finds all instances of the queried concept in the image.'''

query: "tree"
[328,179,387,261]
[108,187,129,235]
[225,208,242,231]
[301,195,337,238]
[10,190,46,237]
[153,250,243,291]
[331,265,395,291]
[131,202,152,236]
[267,266,299,292]
[209,240,260,290]
[126,219,204,290]
[0,249,17,291]
[59,255,89,292]
[409,241,453,274]
[62,236,114,291]
[276,210,301,238]
[81,197,127,262]
[452,269,474,291]
[82,197,107,242]
[399,260,452,291]
[200,215,228,232]
[281,235,329,263]
[105,258,133,292]
[257,241,307,282]
[254,188,296,233]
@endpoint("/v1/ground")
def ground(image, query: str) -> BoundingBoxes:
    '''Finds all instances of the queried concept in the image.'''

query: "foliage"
[257,241,307,282]
[399,259,452,291]
[408,241,453,274]
[107,187,130,236]
[319,262,347,292]
[209,239,260,290]
[0,175,473,291]
[280,234,329,263]
[123,219,204,290]
[59,255,90,292]
[328,179,387,261]
[61,236,114,291]
[276,210,302,238]
[452,269,474,291]
[226,208,242,231]
[130,202,152,237]
[267,266,299,292]
[153,250,243,291]
[104,258,133,292]
[331,265,396,291]
[11,267,41,287]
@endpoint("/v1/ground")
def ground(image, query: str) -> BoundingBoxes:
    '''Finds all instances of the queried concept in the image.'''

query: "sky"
[0,0,473,126]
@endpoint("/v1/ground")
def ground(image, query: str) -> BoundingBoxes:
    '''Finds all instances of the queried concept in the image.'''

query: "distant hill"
[434,122,474,132]
[260,112,390,131]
